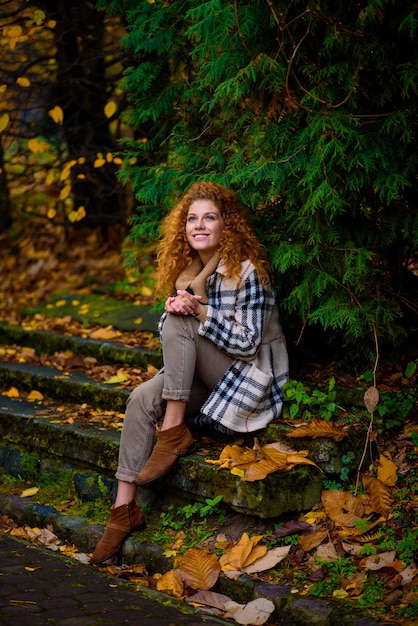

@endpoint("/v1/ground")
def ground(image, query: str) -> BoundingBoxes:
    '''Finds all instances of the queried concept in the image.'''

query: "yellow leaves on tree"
[206,438,319,481]
[0,113,10,133]
[4,25,27,50]
[16,76,31,87]
[104,101,117,118]
[48,105,64,125]
[28,138,51,154]
[68,207,86,223]
[287,418,348,442]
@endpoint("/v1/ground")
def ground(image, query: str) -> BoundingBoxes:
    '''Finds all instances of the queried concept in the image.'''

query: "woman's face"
[186,199,225,264]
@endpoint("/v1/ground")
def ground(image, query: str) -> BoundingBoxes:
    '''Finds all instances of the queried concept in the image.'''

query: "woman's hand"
[165,290,203,316]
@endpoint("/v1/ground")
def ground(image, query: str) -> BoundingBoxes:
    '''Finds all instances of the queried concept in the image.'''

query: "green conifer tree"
[107,0,418,357]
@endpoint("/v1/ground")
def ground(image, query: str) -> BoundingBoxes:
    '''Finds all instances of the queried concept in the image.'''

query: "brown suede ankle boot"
[136,423,194,486]
[90,500,145,566]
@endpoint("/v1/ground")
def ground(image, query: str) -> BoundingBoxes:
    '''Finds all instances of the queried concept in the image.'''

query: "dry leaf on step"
[287,418,347,442]
[186,590,234,611]
[156,569,184,597]
[377,453,398,487]
[299,529,328,552]
[362,474,394,518]
[179,547,220,591]
[219,533,263,572]
[226,598,275,625]
[316,541,340,562]
[242,546,291,574]
[362,550,397,571]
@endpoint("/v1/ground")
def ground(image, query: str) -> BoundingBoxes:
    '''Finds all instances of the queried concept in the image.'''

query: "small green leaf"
[405,361,417,378]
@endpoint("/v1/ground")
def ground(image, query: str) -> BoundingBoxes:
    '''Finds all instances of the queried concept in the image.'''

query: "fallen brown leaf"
[179,547,221,591]
[287,418,347,442]
[362,474,394,519]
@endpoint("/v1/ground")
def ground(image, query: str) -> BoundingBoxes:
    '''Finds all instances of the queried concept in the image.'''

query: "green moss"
[20,451,41,475]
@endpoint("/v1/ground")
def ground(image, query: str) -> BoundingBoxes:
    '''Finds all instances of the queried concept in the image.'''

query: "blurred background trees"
[0,0,132,238]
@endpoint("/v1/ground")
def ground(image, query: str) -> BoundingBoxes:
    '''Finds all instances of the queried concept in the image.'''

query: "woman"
[90,182,288,566]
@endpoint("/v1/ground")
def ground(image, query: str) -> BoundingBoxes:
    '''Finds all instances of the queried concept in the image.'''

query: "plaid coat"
[160,259,289,433]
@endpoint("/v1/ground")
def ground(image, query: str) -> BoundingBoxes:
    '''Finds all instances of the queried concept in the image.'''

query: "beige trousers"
[115,313,233,483]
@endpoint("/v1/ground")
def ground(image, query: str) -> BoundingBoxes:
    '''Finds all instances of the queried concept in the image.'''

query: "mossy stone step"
[0,357,357,477]
[22,293,162,334]
[0,396,322,518]
[0,396,120,472]
[0,361,129,412]
[163,454,322,518]
[0,322,162,369]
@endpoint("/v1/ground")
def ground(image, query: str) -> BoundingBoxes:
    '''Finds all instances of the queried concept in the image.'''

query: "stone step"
[0,361,130,412]
[0,321,162,369]
[0,319,326,519]
[0,394,322,518]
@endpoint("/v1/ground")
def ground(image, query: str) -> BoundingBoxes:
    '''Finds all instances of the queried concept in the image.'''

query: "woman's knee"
[125,377,165,423]
[161,313,197,342]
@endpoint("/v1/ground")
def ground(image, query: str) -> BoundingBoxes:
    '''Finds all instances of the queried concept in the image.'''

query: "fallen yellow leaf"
[21,487,39,498]
[28,390,43,401]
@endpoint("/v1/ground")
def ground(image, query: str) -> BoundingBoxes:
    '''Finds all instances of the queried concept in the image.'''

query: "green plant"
[20,451,40,476]
[322,478,342,491]
[282,378,339,421]
[357,575,386,610]
[179,495,224,519]
[397,528,418,565]
[0,473,26,493]
[339,451,355,481]
[309,557,357,597]
[153,496,226,549]
[352,518,370,534]
[360,543,377,556]
[375,389,416,431]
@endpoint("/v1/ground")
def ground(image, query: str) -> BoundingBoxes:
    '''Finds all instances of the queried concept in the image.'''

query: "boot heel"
[132,520,147,533]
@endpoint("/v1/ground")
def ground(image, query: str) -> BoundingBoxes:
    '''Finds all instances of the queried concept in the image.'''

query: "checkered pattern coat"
[160,259,289,433]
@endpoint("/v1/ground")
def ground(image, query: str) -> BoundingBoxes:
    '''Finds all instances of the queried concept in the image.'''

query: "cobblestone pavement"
[0,535,230,626]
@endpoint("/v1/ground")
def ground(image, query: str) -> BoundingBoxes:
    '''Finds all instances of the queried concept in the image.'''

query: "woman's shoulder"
[217,258,256,279]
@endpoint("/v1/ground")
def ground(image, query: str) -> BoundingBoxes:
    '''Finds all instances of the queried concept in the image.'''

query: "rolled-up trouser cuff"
[115,467,141,483]
[162,388,190,401]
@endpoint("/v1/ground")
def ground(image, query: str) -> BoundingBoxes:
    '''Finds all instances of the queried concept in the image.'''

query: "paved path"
[0,535,229,625]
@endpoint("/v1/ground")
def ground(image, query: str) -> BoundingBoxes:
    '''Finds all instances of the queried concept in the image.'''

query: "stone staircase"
[0,310,362,566]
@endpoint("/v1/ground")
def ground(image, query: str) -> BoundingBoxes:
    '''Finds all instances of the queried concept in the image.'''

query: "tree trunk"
[39,0,127,234]
[0,142,12,234]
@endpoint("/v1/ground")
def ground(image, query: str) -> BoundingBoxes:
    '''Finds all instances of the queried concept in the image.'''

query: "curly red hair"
[156,182,271,297]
